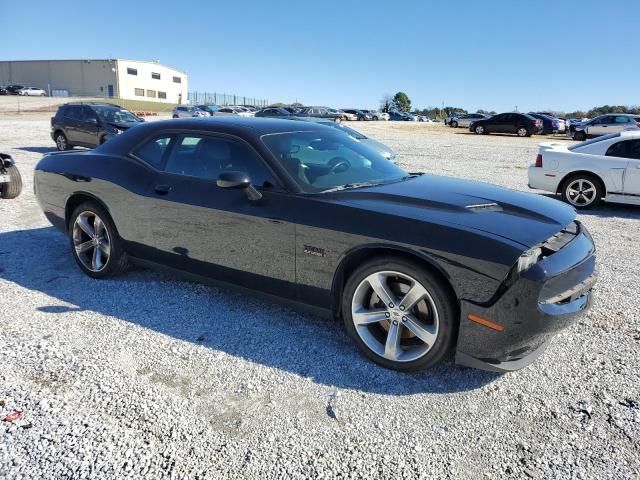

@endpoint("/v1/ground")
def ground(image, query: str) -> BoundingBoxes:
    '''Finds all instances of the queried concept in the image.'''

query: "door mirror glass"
[217,171,251,189]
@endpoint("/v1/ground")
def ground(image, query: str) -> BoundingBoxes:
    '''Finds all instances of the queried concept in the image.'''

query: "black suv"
[51,103,144,150]
[469,113,543,137]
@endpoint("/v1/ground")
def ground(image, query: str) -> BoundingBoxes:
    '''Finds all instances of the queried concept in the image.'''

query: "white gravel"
[1,115,639,479]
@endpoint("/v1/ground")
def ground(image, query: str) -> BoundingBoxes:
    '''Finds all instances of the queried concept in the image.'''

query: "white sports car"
[528,130,640,208]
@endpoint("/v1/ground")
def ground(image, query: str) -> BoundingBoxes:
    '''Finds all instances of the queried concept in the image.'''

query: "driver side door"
[138,132,297,297]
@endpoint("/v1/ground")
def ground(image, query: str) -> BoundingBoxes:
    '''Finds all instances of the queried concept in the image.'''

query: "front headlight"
[516,247,542,273]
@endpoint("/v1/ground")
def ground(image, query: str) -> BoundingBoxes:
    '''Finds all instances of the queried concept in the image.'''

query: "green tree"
[392,92,411,112]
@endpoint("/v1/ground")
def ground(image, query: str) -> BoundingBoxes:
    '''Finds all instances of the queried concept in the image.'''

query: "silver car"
[449,113,489,128]
[292,117,398,164]
[172,105,208,118]
[573,114,640,140]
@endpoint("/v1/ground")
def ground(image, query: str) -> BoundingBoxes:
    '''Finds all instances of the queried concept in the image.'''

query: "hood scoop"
[465,202,503,212]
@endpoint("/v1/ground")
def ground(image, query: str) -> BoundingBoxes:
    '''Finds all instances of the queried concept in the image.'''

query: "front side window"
[127,68,137,75]
[132,136,173,169]
[93,106,142,124]
[164,135,275,187]
[262,131,406,192]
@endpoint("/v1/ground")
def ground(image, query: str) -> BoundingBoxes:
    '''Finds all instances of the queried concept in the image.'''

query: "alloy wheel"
[475,125,484,134]
[517,127,528,137]
[351,271,439,363]
[72,211,111,272]
[56,134,67,151]
[565,179,597,207]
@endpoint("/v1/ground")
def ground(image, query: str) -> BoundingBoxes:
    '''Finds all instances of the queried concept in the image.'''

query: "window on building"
[158,91,167,99]
[147,90,156,98]
[127,68,138,76]
[151,72,161,80]
[173,76,182,83]
[134,88,144,97]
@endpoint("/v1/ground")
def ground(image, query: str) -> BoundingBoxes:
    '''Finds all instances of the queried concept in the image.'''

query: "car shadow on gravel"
[0,226,500,395]
[15,146,59,154]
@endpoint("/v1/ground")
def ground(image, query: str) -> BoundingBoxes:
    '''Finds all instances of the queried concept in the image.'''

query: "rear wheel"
[69,202,129,278]
[561,174,602,209]
[517,127,529,137]
[342,257,457,372]
[474,125,485,135]
[55,132,71,151]
[172,114,179,119]
[0,165,22,199]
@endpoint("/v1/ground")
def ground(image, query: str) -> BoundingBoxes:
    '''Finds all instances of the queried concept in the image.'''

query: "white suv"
[573,114,640,141]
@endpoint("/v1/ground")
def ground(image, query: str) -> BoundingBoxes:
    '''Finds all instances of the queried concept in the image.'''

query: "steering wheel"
[328,157,351,174]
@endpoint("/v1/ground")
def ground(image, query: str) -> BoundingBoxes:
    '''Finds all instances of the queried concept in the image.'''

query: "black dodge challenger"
[34,117,597,372]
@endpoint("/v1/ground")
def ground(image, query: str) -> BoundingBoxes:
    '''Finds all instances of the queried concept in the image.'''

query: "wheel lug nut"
[399,305,405,311]
[388,303,394,308]
[385,312,391,318]
[402,316,407,322]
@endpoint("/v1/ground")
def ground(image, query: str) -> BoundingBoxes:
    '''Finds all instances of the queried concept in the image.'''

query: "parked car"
[196,105,222,116]
[0,152,22,199]
[282,106,301,115]
[291,117,398,163]
[51,103,145,150]
[172,106,208,118]
[0,86,8,95]
[528,130,640,208]
[448,113,489,128]
[527,113,561,135]
[572,114,640,141]
[228,106,256,117]
[216,107,254,118]
[5,85,25,95]
[255,107,293,118]
[388,111,411,121]
[470,113,543,137]
[18,87,47,96]
[342,109,371,121]
[34,117,597,373]
[363,110,388,121]
[535,112,566,133]
[296,107,343,121]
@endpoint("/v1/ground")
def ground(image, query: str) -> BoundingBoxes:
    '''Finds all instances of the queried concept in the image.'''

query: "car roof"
[150,116,335,135]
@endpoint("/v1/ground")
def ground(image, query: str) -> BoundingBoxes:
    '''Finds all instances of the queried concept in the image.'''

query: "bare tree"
[380,94,394,113]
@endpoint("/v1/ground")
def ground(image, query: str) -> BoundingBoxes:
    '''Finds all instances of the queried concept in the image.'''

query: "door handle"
[154,184,171,195]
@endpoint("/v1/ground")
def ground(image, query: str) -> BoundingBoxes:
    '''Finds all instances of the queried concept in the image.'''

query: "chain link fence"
[187,91,269,107]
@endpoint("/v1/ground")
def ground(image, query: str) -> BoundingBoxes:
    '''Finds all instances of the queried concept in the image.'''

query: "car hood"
[334,174,576,248]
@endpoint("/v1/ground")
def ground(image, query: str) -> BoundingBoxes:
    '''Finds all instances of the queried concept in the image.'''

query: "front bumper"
[455,221,596,372]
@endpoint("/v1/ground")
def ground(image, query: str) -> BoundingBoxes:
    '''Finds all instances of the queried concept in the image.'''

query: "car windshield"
[568,133,621,151]
[320,122,367,140]
[93,106,141,123]
[262,131,407,193]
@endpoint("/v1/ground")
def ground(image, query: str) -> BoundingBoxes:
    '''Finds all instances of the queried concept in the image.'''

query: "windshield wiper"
[321,181,386,193]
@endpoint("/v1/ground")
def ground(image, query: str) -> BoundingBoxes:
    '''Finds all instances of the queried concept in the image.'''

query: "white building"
[0,59,188,104]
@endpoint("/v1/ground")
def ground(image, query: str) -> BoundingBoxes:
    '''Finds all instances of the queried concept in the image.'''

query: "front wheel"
[342,257,457,372]
[69,202,129,278]
[561,174,602,209]
[451,121,458,128]
[474,125,485,135]
[573,131,586,141]
[0,165,22,199]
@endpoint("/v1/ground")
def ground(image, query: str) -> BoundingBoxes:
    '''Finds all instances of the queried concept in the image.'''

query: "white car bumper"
[527,165,562,193]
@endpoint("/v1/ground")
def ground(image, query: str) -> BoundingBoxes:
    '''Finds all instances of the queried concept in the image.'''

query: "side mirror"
[217,171,262,201]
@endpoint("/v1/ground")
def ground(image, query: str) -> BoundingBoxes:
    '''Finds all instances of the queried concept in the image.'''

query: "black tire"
[172,114,179,119]
[68,202,129,279]
[517,126,529,137]
[373,116,379,121]
[474,125,486,135]
[451,121,458,128]
[573,131,586,141]
[55,132,72,151]
[341,257,458,372]
[560,173,603,209]
[1,165,22,199]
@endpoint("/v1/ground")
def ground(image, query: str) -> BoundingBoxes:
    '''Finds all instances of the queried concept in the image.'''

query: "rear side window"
[614,116,631,124]
[65,106,82,120]
[606,139,640,160]
[606,141,627,158]
[132,136,173,169]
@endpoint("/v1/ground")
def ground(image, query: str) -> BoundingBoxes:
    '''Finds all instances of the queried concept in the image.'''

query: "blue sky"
[2,0,638,112]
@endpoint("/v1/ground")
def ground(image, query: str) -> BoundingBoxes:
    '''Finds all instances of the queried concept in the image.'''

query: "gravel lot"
[1,114,639,479]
